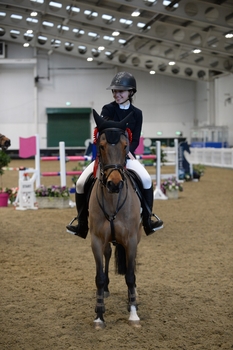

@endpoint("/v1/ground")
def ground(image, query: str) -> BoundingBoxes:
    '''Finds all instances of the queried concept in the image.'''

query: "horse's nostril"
[5,141,10,147]
[107,180,124,193]
[107,181,116,192]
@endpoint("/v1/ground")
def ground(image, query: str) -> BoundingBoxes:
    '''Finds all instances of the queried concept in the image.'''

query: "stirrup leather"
[151,213,161,222]
[68,217,78,226]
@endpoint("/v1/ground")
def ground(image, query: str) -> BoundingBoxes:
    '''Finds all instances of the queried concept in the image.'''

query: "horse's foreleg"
[94,269,106,329]
[125,249,141,327]
[103,243,112,297]
[92,238,106,329]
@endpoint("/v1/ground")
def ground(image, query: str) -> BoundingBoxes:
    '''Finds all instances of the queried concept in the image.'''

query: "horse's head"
[93,109,132,193]
[0,134,11,151]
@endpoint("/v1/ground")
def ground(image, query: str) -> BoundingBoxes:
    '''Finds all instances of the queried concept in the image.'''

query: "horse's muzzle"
[2,139,11,150]
[107,180,124,193]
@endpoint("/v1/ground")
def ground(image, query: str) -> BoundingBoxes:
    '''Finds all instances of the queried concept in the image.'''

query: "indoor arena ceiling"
[0,0,233,81]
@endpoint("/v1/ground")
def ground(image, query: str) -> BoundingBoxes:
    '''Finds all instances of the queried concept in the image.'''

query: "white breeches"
[76,159,152,193]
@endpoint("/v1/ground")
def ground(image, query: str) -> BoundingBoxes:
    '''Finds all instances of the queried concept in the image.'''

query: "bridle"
[95,127,129,244]
[97,127,128,188]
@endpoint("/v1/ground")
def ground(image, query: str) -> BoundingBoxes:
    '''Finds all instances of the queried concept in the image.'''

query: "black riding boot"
[66,192,88,239]
[142,185,163,235]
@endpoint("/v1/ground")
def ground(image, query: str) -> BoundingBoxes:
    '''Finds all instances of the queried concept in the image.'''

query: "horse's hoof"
[128,320,141,328]
[94,319,106,330]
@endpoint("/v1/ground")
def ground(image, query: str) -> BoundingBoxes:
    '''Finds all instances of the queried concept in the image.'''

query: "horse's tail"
[115,244,127,275]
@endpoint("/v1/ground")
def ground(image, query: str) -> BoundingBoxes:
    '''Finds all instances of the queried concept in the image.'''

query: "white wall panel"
[0,43,233,149]
[215,75,233,147]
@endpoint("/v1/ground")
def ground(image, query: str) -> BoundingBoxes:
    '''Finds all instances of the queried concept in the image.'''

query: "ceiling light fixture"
[49,1,62,9]
[11,14,23,20]
[225,32,233,39]
[119,39,126,44]
[42,21,54,27]
[131,10,140,17]
[169,61,176,66]
[193,48,201,54]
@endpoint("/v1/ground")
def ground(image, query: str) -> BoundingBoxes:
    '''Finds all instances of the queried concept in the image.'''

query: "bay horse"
[0,134,11,150]
[88,110,143,329]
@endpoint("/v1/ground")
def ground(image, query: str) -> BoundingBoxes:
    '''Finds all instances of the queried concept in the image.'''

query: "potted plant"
[35,185,70,209]
[161,176,183,199]
[0,150,11,207]
[193,164,205,180]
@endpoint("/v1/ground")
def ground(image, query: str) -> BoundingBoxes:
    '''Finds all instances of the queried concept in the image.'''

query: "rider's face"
[112,90,130,105]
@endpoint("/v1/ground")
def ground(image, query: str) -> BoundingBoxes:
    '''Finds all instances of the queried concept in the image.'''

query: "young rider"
[66,71,163,238]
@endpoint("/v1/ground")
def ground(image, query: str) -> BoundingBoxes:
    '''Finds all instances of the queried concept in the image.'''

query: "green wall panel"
[46,108,91,147]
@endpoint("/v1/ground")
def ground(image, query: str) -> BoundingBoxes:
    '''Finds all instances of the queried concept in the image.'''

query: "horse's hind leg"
[104,243,112,297]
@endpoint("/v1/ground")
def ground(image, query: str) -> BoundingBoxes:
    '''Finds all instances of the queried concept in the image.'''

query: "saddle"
[125,169,144,203]
[84,173,96,204]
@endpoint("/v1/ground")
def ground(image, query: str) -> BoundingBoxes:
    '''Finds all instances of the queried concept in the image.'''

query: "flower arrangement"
[161,176,183,194]
[193,164,205,177]
[35,185,70,199]
[184,173,192,181]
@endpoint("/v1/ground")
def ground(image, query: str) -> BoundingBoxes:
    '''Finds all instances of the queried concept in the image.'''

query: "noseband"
[100,164,125,188]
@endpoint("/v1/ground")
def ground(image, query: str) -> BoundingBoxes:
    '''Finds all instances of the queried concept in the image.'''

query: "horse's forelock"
[100,128,127,145]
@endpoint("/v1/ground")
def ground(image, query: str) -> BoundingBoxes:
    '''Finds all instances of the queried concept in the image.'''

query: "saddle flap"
[126,169,143,201]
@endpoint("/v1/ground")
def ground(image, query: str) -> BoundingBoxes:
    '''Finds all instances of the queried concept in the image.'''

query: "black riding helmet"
[106,72,137,94]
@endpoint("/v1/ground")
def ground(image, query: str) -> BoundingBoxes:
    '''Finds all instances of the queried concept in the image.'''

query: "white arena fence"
[189,147,233,168]
[164,145,233,168]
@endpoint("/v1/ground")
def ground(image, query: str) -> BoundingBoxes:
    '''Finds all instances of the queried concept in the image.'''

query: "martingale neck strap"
[96,180,128,245]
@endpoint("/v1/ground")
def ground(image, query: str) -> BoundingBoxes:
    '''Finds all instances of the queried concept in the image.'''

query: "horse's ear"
[93,109,133,132]
[93,109,104,129]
